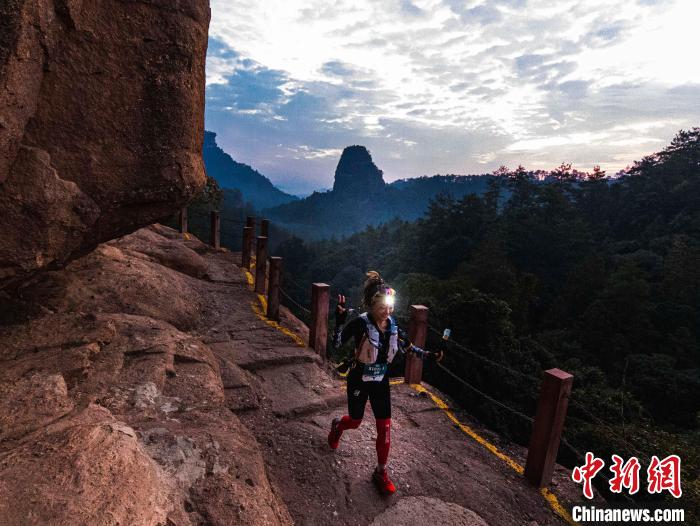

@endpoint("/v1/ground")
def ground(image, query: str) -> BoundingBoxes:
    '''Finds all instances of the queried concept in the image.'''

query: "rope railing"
[279,286,312,315]
[566,398,647,459]
[559,435,638,504]
[426,324,542,384]
[221,217,248,225]
[280,273,312,297]
[421,318,649,485]
[435,361,535,425]
[179,209,269,228]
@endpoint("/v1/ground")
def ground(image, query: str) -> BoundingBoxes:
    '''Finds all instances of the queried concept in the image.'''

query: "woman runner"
[327,271,442,494]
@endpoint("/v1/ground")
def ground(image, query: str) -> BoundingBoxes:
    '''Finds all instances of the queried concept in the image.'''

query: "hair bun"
[365,270,384,285]
[362,270,387,309]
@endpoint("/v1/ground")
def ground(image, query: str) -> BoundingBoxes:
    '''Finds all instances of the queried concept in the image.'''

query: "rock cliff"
[0,0,210,280]
[0,226,294,525]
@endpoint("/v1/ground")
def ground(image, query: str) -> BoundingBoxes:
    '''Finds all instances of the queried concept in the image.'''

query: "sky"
[205,0,700,195]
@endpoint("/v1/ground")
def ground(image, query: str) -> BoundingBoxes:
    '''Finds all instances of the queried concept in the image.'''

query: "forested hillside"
[276,129,700,513]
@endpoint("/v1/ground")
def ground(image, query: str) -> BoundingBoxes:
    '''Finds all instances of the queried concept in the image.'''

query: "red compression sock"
[337,415,362,432]
[375,418,391,465]
[328,415,362,449]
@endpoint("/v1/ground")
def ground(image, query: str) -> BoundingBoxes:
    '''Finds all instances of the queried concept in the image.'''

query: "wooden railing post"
[309,283,330,358]
[179,208,188,234]
[404,305,428,384]
[246,226,255,269]
[246,216,255,229]
[267,257,282,321]
[210,210,220,249]
[261,218,270,238]
[242,226,253,270]
[254,236,268,294]
[525,368,574,488]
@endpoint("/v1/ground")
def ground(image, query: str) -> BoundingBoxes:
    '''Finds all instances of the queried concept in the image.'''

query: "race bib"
[362,362,388,382]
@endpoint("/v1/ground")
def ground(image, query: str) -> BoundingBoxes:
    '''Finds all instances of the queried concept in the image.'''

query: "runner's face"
[371,300,393,323]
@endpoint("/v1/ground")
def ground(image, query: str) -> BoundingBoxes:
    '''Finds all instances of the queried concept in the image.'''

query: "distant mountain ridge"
[203,131,297,210]
[264,146,496,239]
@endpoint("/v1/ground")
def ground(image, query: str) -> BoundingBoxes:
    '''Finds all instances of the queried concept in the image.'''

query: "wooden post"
[309,283,330,358]
[261,218,270,238]
[246,227,255,269]
[242,226,253,270]
[404,305,428,384]
[246,216,255,228]
[267,257,282,321]
[179,208,188,234]
[210,210,220,249]
[254,236,268,294]
[525,368,574,488]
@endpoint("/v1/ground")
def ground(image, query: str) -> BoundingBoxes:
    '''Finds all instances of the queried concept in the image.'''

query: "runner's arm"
[332,316,363,350]
[398,328,442,360]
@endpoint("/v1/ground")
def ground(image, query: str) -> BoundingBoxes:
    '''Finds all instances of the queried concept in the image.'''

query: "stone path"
[196,249,585,526]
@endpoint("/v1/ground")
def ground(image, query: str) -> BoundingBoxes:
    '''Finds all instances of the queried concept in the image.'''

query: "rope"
[559,435,637,504]
[424,323,648,469]
[435,362,535,425]
[221,217,247,225]
[435,358,636,504]
[279,287,312,315]
[566,398,647,458]
[427,324,541,384]
[179,208,269,225]
[283,273,311,295]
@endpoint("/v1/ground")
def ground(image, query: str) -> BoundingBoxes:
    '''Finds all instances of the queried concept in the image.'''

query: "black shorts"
[346,365,391,420]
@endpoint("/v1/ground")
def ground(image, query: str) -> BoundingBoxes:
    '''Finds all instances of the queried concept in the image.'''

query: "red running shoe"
[328,417,342,449]
[373,468,396,494]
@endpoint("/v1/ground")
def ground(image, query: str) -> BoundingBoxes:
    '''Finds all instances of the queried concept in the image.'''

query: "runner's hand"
[424,349,443,362]
[335,294,347,324]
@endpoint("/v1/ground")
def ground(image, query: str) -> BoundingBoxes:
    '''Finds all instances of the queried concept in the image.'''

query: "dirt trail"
[200,244,594,526]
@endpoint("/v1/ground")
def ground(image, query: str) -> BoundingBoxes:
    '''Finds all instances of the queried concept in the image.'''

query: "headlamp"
[377,287,396,307]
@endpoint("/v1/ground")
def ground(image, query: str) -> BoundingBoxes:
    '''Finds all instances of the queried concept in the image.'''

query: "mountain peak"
[202,130,297,210]
[332,145,385,194]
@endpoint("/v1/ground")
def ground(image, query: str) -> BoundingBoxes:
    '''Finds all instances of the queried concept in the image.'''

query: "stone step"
[210,341,321,371]
[225,385,259,413]
[253,362,344,418]
[217,356,251,389]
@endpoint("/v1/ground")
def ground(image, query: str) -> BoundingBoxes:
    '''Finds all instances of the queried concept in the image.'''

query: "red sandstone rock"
[22,237,208,331]
[0,0,210,280]
[0,403,173,526]
[0,308,292,525]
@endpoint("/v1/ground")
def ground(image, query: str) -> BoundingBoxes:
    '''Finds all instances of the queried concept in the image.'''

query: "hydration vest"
[355,313,399,365]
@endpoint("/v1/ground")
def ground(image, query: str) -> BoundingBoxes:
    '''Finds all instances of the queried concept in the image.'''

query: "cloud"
[399,0,425,16]
[320,60,356,77]
[206,0,700,193]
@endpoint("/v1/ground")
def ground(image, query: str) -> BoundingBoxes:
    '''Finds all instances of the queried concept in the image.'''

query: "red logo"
[572,452,605,499]
[572,453,683,499]
[609,455,641,495]
[647,455,682,498]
